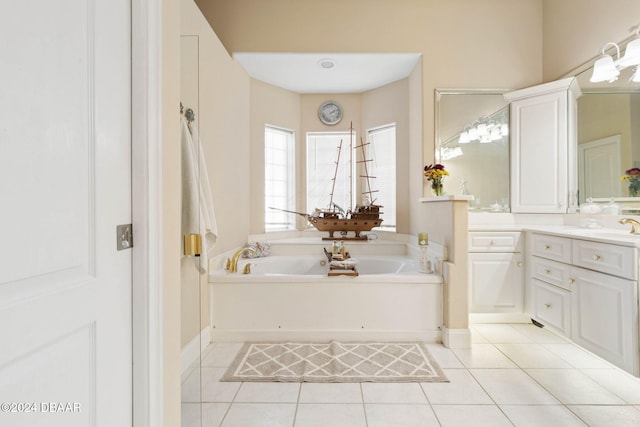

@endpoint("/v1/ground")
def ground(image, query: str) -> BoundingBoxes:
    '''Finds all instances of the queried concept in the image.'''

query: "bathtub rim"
[208,233,447,282]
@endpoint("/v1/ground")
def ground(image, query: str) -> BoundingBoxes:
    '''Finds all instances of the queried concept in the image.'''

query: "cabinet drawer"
[530,256,572,291]
[531,233,572,263]
[572,239,636,279]
[532,279,571,336]
[469,231,521,252]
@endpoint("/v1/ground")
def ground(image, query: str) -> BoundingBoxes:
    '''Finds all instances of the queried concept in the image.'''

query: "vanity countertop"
[469,224,640,247]
[523,225,640,248]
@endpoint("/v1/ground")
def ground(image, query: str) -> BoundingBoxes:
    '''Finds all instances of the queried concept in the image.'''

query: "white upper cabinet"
[505,78,581,213]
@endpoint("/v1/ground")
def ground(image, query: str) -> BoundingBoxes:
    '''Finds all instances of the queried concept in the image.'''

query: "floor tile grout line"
[462,363,519,426]
[216,378,244,427]
[490,338,610,427]
[467,324,574,425]
[191,330,640,426]
[417,380,444,426]
[360,383,369,427]
[291,383,301,427]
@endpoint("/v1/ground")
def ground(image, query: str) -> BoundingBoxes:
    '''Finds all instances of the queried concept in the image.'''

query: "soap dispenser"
[579,197,602,228]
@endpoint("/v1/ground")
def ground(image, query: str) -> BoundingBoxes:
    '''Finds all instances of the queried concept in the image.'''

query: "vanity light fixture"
[440,146,463,160]
[619,25,640,67]
[457,117,508,144]
[590,24,640,83]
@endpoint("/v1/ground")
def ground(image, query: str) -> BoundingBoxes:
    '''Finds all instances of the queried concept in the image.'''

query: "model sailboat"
[272,123,383,240]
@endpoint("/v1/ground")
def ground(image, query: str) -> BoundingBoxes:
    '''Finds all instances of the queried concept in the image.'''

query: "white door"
[0,1,132,426]
[578,135,622,202]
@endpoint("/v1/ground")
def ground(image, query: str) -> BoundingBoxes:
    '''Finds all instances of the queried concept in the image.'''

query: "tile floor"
[181,324,640,426]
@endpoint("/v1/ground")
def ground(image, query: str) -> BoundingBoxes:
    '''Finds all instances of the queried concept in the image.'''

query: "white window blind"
[265,126,295,231]
[306,132,355,215]
[367,125,396,230]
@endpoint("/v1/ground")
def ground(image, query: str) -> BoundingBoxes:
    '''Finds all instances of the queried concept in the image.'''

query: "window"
[306,132,355,215]
[265,126,295,231]
[367,124,396,230]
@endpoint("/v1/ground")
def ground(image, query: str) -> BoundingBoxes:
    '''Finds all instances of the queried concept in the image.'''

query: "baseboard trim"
[209,329,441,343]
[180,326,211,378]
[441,327,471,349]
[469,313,531,324]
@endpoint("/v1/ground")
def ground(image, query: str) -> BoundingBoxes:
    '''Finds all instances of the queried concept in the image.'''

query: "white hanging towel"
[181,116,218,273]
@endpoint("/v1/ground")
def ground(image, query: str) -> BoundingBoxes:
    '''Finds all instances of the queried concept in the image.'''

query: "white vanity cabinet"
[530,233,573,336]
[505,78,581,214]
[528,231,639,375]
[468,231,523,316]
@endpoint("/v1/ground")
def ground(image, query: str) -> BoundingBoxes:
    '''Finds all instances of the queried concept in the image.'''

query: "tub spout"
[229,246,257,273]
[619,218,640,234]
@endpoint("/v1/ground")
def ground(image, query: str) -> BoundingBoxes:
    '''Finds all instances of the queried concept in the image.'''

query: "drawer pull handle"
[545,268,551,275]
[592,254,601,261]
[545,244,551,250]
[517,261,522,267]
[489,240,495,245]
[545,303,552,310]
[569,278,575,285]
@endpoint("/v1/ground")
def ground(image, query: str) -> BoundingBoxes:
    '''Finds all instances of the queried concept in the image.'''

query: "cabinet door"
[510,90,568,213]
[532,278,571,336]
[469,253,523,313]
[570,266,639,375]
[505,78,580,213]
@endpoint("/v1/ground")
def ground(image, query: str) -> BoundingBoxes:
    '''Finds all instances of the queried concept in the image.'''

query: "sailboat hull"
[306,204,383,240]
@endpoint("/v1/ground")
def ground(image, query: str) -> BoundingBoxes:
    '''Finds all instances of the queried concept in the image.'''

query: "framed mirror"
[573,48,640,204]
[435,89,510,211]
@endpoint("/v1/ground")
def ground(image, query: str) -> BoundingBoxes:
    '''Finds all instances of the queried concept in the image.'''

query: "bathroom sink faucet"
[619,218,640,234]
[228,246,257,272]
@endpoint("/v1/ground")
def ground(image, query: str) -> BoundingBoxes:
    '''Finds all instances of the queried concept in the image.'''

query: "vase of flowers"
[424,163,449,196]
[622,168,640,197]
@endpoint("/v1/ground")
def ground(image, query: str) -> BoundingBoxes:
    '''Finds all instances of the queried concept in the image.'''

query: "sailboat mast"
[349,121,354,211]
[356,137,377,204]
[328,139,343,211]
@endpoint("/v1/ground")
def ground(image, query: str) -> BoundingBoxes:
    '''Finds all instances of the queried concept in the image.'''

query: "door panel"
[0,1,132,426]
[578,135,622,201]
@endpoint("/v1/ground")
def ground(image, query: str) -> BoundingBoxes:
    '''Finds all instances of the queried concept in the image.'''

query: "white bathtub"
[209,248,443,342]
[235,255,423,277]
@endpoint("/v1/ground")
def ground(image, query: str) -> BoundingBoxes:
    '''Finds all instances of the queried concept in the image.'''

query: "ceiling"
[233,53,422,94]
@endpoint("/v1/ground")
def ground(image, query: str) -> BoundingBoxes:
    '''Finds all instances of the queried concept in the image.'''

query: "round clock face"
[318,101,343,126]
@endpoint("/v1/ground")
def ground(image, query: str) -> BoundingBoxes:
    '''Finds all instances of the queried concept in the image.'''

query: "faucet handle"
[225,258,231,270]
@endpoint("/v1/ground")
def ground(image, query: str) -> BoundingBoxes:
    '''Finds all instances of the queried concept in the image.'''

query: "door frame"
[578,134,622,202]
[132,0,165,425]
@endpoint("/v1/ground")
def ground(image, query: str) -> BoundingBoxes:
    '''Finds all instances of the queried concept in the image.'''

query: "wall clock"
[318,101,343,126]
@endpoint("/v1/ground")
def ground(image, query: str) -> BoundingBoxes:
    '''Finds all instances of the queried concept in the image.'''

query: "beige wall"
[195,0,544,168]
[182,0,252,257]
[249,78,414,234]
[249,80,302,233]
[632,96,640,164]
[180,0,251,347]
[362,79,410,233]
[419,199,470,330]
[408,62,424,235]
[542,0,640,80]
[162,0,182,424]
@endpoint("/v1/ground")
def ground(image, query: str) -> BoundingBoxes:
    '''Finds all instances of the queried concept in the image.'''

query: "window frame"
[264,125,296,231]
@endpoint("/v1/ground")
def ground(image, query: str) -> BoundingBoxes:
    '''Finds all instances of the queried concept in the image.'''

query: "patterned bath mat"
[221,341,448,383]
